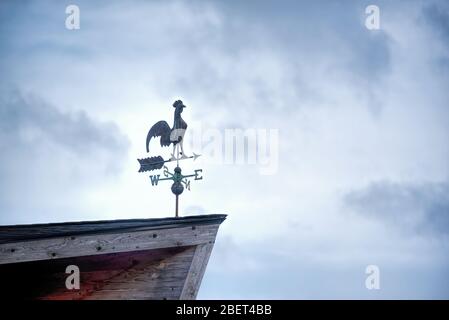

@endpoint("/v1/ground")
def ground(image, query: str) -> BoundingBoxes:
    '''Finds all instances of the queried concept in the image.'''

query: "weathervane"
[137,100,202,217]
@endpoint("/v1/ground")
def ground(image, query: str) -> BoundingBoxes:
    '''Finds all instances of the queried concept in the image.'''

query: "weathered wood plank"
[84,246,197,300]
[0,224,219,265]
[0,214,227,244]
[180,241,216,299]
[0,247,187,299]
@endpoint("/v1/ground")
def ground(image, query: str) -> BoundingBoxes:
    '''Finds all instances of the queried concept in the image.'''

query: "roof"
[0,214,227,244]
[0,214,227,299]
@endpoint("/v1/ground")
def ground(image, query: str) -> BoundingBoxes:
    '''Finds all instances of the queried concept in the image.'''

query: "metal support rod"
[175,194,179,218]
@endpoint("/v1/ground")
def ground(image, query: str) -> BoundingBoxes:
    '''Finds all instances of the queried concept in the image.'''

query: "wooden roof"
[0,214,227,300]
[0,214,227,244]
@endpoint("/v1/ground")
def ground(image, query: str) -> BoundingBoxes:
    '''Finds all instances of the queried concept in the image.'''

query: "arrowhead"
[192,152,201,161]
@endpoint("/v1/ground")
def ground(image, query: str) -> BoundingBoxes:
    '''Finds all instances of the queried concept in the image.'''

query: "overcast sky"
[0,0,448,299]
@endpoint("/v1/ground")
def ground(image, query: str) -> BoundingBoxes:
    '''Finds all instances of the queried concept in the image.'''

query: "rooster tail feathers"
[146,120,171,152]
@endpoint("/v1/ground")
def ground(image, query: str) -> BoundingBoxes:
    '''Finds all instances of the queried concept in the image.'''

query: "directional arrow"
[170,152,201,162]
[138,153,201,173]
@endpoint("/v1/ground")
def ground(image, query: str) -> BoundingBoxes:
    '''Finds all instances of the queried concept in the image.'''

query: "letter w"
[149,175,160,186]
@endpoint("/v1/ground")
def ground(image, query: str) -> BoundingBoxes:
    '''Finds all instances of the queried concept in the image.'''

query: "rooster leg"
[180,140,188,159]
[170,144,177,161]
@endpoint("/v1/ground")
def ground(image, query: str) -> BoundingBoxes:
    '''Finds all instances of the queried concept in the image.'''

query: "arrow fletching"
[138,156,165,172]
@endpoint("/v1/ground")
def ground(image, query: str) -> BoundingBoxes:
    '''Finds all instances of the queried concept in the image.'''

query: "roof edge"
[0,214,227,244]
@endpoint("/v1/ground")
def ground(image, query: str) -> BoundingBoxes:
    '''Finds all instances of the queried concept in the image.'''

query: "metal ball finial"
[171,181,184,195]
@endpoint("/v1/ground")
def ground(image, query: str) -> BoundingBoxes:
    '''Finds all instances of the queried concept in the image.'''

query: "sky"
[0,0,448,299]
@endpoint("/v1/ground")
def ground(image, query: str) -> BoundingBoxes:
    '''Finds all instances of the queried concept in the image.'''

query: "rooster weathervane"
[137,100,202,217]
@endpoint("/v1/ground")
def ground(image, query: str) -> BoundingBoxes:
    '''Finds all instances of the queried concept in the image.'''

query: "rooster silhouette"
[146,100,188,160]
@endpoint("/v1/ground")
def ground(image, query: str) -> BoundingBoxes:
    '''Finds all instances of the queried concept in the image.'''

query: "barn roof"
[0,214,227,244]
[0,214,227,299]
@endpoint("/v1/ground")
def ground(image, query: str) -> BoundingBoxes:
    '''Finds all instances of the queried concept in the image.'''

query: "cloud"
[422,2,449,42]
[0,0,394,127]
[0,88,130,224]
[200,232,449,299]
[0,0,448,298]
[183,205,207,215]
[344,180,449,236]
[421,2,449,80]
